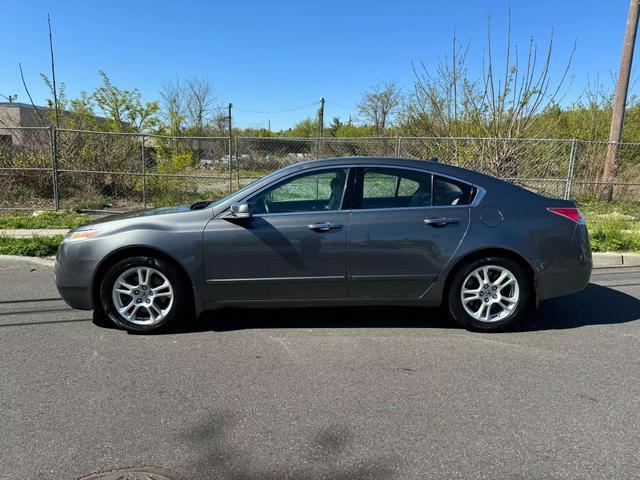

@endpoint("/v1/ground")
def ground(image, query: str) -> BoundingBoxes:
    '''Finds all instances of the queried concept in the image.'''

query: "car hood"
[78,205,192,228]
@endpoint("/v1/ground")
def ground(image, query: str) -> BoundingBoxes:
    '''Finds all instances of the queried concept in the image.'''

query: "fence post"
[564,138,577,200]
[228,136,233,194]
[234,136,239,189]
[395,135,401,157]
[228,104,233,194]
[49,125,59,210]
[141,135,147,210]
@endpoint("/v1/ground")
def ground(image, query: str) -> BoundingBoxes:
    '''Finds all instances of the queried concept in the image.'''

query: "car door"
[346,167,472,299]
[203,167,351,302]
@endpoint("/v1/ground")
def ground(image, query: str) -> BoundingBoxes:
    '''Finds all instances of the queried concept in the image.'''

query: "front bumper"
[56,285,93,310]
[54,241,100,310]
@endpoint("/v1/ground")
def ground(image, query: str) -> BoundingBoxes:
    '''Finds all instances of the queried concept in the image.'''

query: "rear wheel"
[99,256,189,333]
[447,257,530,332]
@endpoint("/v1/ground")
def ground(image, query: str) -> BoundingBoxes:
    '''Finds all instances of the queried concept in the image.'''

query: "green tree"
[284,118,319,137]
[328,116,343,136]
[92,70,159,132]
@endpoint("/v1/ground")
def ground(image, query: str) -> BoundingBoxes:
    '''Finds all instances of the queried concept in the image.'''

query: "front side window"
[248,168,348,214]
[356,168,432,209]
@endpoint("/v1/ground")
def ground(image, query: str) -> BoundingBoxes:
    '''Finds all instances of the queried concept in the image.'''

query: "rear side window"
[356,168,432,209]
[433,175,474,206]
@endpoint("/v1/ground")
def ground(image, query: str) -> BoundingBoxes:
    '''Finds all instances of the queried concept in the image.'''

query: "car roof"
[293,156,495,185]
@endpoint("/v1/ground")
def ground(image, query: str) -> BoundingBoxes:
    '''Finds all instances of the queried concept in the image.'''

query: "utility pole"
[602,0,640,201]
[318,97,325,137]
[48,14,60,127]
[0,93,17,103]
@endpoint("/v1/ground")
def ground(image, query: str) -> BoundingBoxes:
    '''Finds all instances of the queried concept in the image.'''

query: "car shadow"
[166,282,640,334]
[522,282,640,331]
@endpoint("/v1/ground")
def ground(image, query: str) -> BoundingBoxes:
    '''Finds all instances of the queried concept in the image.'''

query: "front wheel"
[99,256,189,333]
[447,257,530,332]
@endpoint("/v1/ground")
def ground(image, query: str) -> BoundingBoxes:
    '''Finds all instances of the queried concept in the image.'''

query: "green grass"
[579,200,640,252]
[0,211,91,229]
[0,235,63,256]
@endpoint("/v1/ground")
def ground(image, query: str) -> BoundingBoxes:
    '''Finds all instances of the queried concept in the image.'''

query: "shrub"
[0,235,63,256]
[0,211,91,229]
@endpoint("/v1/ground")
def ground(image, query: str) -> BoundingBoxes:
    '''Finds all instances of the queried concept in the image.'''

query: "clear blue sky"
[0,0,635,130]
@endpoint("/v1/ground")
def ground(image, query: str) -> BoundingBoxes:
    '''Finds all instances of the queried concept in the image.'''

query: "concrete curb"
[592,252,640,268]
[0,254,56,267]
[1,252,639,270]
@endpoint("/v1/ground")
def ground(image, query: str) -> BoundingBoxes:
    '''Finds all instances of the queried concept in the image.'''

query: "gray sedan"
[54,157,592,333]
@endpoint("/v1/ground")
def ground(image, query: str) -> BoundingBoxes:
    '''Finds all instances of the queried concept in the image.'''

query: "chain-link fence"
[55,129,231,210]
[1,127,639,211]
[0,126,54,210]
[234,136,398,188]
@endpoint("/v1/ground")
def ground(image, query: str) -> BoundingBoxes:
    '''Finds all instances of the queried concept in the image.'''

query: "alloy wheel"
[111,266,174,326]
[460,265,520,323]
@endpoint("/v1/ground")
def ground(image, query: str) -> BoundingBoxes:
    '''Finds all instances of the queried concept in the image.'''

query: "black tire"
[99,255,190,333]
[447,256,530,332]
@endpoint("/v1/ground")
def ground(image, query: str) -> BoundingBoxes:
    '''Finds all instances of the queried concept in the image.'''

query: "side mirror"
[229,202,252,219]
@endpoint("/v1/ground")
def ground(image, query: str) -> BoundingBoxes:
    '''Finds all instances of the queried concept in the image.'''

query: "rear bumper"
[536,262,592,300]
[536,224,592,301]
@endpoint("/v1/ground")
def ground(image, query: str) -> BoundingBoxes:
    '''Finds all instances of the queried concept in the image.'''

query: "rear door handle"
[424,217,460,227]
[308,222,343,232]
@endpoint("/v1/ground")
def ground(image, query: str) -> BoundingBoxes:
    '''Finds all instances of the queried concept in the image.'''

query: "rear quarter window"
[433,176,474,206]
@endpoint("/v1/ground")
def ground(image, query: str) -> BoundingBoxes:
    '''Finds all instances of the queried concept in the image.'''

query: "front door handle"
[424,217,460,227]
[308,222,343,232]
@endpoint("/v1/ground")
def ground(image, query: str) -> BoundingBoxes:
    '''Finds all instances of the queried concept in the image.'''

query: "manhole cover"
[78,467,178,480]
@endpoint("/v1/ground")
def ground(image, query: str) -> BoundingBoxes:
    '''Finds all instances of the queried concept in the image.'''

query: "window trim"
[242,166,352,217]
[353,165,484,211]
[229,163,485,217]
[356,168,424,206]
[432,173,475,208]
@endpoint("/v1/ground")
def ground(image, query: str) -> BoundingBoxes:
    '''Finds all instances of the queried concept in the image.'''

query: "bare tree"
[214,113,230,133]
[356,82,400,134]
[186,77,217,132]
[411,24,574,137]
[159,76,225,135]
[159,78,187,135]
[406,16,574,177]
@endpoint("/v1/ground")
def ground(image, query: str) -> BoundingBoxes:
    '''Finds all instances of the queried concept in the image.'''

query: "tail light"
[547,207,585,224]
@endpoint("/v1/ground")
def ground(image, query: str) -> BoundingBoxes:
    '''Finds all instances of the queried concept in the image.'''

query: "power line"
[324,99,358,112]
[0,93,18,102]
[234,100,320,114]
[232,98,357,116]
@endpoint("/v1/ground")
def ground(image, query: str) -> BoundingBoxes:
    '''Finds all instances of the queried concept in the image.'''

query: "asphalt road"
[1,258,640,480]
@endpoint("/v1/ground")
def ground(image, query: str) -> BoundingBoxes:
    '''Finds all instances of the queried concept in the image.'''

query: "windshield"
[207,168,291,207]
